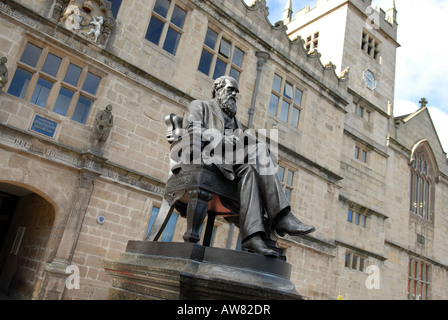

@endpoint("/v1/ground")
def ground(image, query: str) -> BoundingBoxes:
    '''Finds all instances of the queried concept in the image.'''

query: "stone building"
[0,0,446,300]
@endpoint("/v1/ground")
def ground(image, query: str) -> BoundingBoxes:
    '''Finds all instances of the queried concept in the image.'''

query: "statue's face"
[216,78,239,118]
[222,78,239,97]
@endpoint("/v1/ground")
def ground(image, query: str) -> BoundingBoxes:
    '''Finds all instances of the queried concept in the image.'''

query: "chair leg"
[183,190,212,243]
[202,212,216,247]
[145,198,175,241]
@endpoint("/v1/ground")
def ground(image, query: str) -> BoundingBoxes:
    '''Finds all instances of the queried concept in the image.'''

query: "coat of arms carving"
[58,0,113,44]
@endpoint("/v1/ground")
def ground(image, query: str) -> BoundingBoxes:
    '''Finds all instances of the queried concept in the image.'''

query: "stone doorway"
[0,183,55,300]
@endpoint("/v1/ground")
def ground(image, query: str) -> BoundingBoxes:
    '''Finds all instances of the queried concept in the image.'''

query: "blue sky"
[245,0,448,153]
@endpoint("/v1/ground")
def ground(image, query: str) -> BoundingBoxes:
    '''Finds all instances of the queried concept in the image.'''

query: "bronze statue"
[180,76,315,257]
[92,104,113,152]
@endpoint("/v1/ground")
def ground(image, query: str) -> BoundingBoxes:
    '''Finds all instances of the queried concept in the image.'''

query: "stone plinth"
[102,241,303,300]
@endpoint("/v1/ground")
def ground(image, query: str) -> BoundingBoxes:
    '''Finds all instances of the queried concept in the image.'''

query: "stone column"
[40,152,106,300]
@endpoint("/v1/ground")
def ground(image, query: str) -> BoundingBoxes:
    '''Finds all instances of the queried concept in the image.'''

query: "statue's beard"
[217,95,237,118]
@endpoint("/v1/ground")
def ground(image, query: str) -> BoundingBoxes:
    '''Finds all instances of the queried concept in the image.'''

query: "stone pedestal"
[102,241,303,300]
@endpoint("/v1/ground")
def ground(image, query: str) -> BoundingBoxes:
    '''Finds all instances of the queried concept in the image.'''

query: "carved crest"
[55,0,116,45]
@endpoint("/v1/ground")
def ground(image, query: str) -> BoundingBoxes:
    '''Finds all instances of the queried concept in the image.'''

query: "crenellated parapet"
[237,0,350,96]
[289,0,398,41]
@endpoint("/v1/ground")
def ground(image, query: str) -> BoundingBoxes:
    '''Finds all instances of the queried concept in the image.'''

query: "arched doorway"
[0,182,55,300]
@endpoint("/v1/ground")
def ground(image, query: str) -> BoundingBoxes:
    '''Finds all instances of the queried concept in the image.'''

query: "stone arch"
[0,181,60,219]
[0,182,57,299]
[410,139,440,177]
[409,140,439,221]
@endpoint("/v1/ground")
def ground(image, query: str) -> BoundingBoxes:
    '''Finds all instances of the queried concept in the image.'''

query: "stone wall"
[0,0,446,300]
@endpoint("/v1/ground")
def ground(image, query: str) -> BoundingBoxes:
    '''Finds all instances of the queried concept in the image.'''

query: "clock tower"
[283,0,399,119]
[283,1,402,283]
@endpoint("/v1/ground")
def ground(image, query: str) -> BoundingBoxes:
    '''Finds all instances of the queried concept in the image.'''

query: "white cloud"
[386,0,448,153]
[394,99,419,117]
[392,0,448,111]
[428,107,448,153]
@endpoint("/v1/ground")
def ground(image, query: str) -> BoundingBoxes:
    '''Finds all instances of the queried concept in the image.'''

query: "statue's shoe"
[274,212,316,237]
[242,234,279,258]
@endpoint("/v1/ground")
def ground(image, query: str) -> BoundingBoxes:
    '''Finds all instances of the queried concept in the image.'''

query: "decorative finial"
[419,98,428,108]
[339,66,350,80]
[282,0,293,22]
[386,0,397,25]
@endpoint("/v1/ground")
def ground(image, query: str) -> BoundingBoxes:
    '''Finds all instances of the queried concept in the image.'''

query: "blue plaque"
[30,115,58,138]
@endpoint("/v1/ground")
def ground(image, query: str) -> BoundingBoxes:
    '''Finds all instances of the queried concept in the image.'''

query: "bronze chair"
[145,114,239,246]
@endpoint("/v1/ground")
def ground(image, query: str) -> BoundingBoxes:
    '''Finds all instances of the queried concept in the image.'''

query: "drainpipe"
[248,51,270,129]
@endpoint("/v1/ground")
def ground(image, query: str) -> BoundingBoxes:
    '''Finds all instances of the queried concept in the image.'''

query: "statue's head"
[212,76,239,98]
[212,76,239,118]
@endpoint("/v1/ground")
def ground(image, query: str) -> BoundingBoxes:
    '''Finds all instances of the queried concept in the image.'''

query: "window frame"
[354,144,369,164]
[145,0,188,56]
[357,105,372,122]
[361,30,381,61]
[277,164,295,202]
[407,258,430,300]
[305,31,319,53]
[197,26,245,81]
[268,73,304,129]
[344,251,366,272]
[347,208,367,228]
[6,39,103,125]
[409,147,434,221]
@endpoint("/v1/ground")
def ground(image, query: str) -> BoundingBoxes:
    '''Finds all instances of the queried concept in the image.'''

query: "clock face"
[363,70,376,90]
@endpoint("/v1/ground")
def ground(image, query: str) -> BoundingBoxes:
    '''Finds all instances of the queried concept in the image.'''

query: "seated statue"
[174,76,315,257]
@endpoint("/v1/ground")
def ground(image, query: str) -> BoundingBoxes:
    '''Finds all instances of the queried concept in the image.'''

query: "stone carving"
[91,104,113,153]
[61,4,81,30]
[61,1,92,30]
[57,0,115,45]
[85,16,103,43]
[0,56,8,90]
[339,66,350,81]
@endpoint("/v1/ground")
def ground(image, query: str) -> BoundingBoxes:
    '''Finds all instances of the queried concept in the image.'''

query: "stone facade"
[0,0,446,300]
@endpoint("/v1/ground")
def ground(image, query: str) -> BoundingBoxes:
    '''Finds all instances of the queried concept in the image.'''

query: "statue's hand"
[223,134,239,146]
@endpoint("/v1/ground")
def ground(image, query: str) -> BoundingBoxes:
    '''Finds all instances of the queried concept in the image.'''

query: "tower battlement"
[285,0,397,41]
